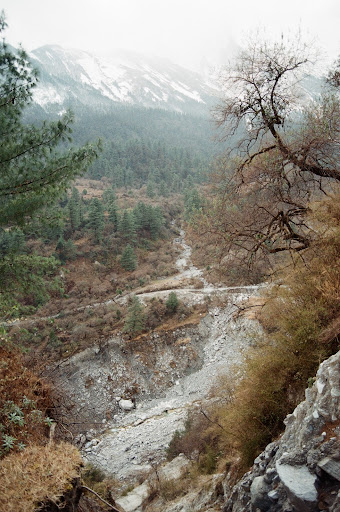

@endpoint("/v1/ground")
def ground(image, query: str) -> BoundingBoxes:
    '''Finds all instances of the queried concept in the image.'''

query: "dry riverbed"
[54,230,264,481]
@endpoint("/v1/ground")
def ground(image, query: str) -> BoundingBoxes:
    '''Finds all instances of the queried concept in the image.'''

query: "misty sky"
[1,0,339,70]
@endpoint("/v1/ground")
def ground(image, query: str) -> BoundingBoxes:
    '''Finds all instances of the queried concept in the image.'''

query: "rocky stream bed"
[54,231,263,481]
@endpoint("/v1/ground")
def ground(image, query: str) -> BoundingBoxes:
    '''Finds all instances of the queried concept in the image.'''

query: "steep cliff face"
[224,350,340,512]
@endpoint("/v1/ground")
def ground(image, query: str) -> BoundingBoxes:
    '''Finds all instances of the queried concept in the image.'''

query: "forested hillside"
[25,105,216,190]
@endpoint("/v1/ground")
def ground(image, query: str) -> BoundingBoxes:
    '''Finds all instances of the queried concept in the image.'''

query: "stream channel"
[79,230,263,480]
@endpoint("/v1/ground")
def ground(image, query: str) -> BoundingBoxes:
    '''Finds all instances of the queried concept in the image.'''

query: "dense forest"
[24,98,216,191]
[87,138,207,188]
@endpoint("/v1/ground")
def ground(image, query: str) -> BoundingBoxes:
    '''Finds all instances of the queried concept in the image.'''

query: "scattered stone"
[268,489,279,501]
[318,457,340,482]
[264,467,276,483]
[250,475,271,510]
[158,454,190,481]
[115,482,149,512]
[119,399,135,411]
[275,463,318,509]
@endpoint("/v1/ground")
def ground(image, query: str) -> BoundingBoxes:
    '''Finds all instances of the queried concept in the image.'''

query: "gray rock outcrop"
[223,350,340,512]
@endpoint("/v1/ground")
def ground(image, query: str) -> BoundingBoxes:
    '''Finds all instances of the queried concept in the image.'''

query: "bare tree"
[327,55,340,88]
[206,37,340,264]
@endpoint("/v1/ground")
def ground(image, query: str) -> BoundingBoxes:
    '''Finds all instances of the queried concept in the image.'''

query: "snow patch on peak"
[30,44,218,114]
[33,85,63,106]
[170,81,204,103]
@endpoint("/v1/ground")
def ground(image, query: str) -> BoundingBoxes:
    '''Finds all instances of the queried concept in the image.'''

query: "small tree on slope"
[123,295,145,336]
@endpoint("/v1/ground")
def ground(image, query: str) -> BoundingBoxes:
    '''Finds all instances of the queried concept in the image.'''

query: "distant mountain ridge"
[28,45,219,116]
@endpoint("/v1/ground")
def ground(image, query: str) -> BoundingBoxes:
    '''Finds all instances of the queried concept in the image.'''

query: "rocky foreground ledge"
[85,350,339,512]
[223,350,340,512]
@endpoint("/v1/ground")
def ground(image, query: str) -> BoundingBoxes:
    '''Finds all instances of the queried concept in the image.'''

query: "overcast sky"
[1,0,339,71]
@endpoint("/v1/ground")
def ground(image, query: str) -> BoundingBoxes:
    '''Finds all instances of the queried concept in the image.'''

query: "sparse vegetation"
[176,195,340,475]
[81,463,120,506]
[167,413,219,474]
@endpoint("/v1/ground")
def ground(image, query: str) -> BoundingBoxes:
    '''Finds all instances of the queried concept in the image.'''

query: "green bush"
[123,295,145,336]
[120,245,137,271]
[166,292,179,313]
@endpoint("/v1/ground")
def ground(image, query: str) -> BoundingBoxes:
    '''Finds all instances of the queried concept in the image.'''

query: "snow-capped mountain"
[29,45,219,115]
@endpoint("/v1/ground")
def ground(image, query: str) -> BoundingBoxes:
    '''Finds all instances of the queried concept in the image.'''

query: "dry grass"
[155,305,207,331]
[6,230,181,358]
[0,442,82,512]
[74,178,184,212]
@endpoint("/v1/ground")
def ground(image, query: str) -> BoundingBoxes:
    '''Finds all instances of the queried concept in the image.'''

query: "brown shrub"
[0,347,51,455]
[72,324,93,342]
[200,195,340,471]
[166,413,216,464]
[0,442,82,512]
[145,299,167,330]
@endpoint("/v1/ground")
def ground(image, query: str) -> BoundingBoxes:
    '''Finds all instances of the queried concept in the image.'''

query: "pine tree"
[184,188,203,219]
[120,244,137,271]
[103,188,118,229]
[159,181,169,197]
[55,236,76,263]
[0,228,25,257]
[146,180,155,198]
[118,210,137,244]
[133,202,148,231]
[0,16,100,317]
[132,202,163,240]
[148,206,163,240]
[166,291,179,313]
[88,198,105,243]
[108,202,118,229]
[123,295,145,335]
[0,16,100,227]
[68,187,82,232]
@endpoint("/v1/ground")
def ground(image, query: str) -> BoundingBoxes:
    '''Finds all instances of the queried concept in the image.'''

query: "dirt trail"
[120,229,261,306]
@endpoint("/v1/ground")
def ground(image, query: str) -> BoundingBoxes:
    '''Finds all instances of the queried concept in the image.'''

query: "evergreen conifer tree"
[0,16,100,227]
[184,188,203,219]
[68,187,82,232]
[0,228,25,257]
[118,210,137,244]
[88,198,105,243]
[159,181,168,197]
[103,188,118,229]
[146,180,155,198]
[0,15,100,317]
[148,206,163,240]
[55,236,76,263]
[132,202,163,240]
[166,291,179,313]
[123,295,145,335]
[120,244,137,271]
